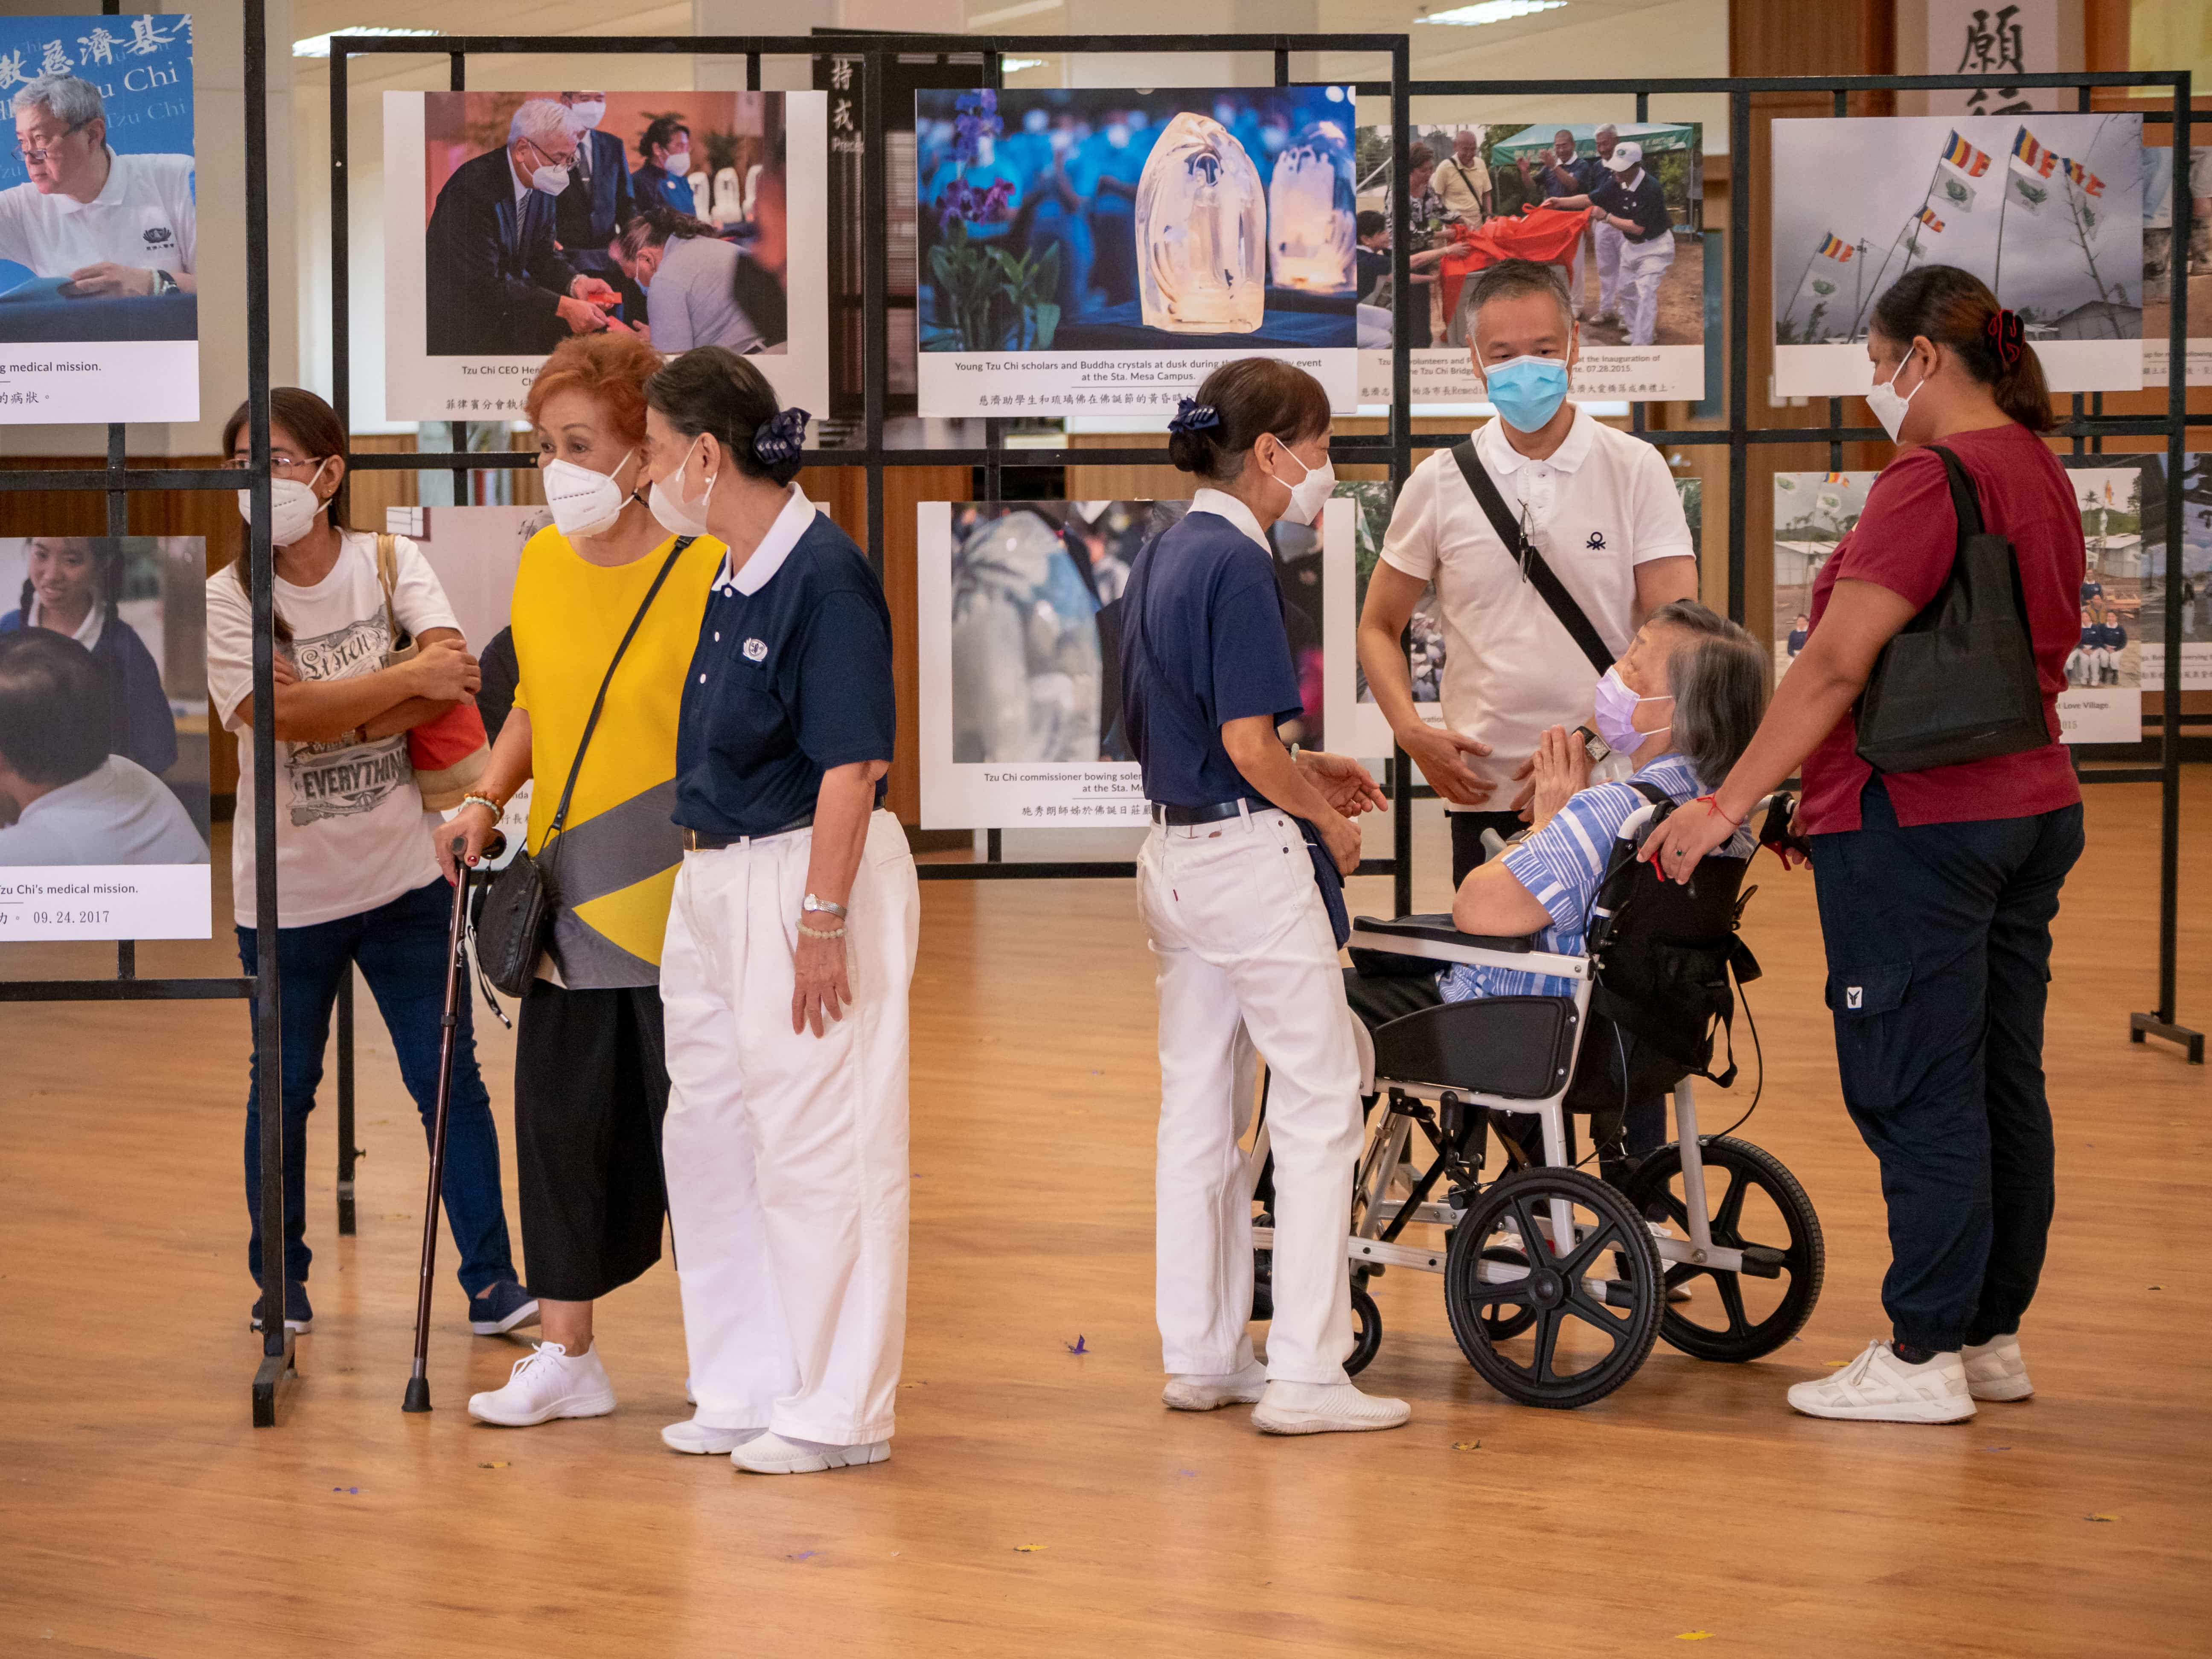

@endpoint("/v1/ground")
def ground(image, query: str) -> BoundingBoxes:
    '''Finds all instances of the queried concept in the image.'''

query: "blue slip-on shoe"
[469,1278,541,1336]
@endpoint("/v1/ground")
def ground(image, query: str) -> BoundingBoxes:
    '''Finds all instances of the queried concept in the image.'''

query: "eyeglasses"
[522,135,578,170]
[12,122,87,165]
[224,453,326,473]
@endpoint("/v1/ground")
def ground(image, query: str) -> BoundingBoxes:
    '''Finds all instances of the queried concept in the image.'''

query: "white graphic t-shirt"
[206,532,460,929]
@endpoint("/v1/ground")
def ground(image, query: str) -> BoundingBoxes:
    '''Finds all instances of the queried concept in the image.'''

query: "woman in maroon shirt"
[1646,266,2085,1425]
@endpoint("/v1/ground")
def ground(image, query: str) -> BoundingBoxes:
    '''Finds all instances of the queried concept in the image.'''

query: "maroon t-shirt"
[1801,422,2085,835]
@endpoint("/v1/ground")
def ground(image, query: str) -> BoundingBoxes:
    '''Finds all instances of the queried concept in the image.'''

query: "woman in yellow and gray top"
[438,332,725,1429]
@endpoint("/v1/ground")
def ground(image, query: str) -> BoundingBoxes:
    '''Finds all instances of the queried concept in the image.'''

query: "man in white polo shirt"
[0,74,196,297]
[1358,257,1697,887]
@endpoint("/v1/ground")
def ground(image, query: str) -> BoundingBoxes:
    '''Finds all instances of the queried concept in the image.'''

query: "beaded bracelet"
[797,921,847,941]
[459,793,504,818]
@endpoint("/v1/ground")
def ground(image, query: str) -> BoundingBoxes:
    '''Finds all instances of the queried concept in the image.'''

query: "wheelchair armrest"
[1349,913,1535,953]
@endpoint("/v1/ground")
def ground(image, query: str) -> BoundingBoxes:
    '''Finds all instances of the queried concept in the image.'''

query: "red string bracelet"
[1696,793,1742,829]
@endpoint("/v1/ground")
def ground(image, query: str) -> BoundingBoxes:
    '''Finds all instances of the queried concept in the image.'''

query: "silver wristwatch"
[801,893,848,920]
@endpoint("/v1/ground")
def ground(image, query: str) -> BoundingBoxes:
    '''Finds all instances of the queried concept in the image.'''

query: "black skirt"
[513,980,672,1303]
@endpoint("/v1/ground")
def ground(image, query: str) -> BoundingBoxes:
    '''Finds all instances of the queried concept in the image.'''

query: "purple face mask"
[1592,666,1671,754]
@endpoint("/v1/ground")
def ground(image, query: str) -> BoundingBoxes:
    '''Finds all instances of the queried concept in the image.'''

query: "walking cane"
[402,830,505,1414]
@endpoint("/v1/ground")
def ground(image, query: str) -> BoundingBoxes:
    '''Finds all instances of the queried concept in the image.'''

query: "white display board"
[383,91,828,423]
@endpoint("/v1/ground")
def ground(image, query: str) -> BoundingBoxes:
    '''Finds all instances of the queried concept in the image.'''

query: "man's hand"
[556,295,610,335]
[792,928,852,1037]
[402,637,480,703]
[1525,725,1591,832]
[570,275,621,308]
[1399,722,1495,807]
[65,262,157,298]
[1294,749,1388,816]
[1318,810,1362,878]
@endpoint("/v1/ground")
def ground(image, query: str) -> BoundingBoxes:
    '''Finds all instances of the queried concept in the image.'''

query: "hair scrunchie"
[1167,398,1222,437]
[1986,307,2025,370]
[752,406,812,468]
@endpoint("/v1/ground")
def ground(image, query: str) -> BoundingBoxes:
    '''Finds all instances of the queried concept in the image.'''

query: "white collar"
[714,485,816,596]
[26,596,104,651]
[1188,487,1271,552]
[1476,402,1593,476]
[52,146,124,215]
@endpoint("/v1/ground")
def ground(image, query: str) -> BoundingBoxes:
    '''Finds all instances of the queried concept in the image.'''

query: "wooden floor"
[2,782,2208,1656]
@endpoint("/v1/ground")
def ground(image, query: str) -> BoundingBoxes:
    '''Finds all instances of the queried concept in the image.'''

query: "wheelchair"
[1248,792,1824,1409]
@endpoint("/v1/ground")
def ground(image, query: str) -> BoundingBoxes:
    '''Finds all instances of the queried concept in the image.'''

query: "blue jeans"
[1810,778,2084,1353]
[238,877,517,1297]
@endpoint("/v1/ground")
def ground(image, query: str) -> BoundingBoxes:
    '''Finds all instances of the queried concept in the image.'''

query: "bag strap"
[544,536,694,843]
[373,531,404,650]
[1449,439,1615,675]
[1923,444,1985,542]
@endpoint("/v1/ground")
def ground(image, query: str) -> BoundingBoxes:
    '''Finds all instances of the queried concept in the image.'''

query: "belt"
[682,812,815,851]
[1150,799,1262,827]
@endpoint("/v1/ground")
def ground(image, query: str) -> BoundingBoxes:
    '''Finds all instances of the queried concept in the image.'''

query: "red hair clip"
[1986,307,2024,369]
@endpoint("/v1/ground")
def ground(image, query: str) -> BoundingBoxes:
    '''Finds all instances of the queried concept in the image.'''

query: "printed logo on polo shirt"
[1585,530,1607,551]
[743,637,768,661]
[144,226,174,246]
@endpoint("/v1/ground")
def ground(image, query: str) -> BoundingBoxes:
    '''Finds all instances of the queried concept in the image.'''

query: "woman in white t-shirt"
[207,388,535,1339]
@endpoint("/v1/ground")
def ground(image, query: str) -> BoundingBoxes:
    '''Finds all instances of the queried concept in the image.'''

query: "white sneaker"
[1647,1222,1694,1303]
[466,1342,617,1427]
[1962,1335,2034,1402]
[1250,1380,1410,1435]
[661,1417,764,1455]
[731,1432,891,1475]
[1163,1358,1269,1412]
[1786,1339,1974,1424]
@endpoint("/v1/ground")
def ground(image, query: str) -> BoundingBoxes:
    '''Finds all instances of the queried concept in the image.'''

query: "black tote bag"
[1853,445,2049,775]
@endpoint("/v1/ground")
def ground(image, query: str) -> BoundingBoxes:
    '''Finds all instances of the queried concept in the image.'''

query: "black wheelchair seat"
[1368,993,1580,1101]
[1351,913,1534,952]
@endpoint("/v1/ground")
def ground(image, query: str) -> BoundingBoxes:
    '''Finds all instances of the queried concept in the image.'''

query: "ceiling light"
[293,26,441,58]
[1419,0,1569,26]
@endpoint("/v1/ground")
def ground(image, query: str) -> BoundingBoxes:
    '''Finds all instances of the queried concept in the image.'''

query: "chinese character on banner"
[38,39,72,75]
[76,26,118,66]
[0,51,25,90]
[125,16,177,55]
[831,58,853,92]
[1928,0,2065,116]
[834,98,854,134]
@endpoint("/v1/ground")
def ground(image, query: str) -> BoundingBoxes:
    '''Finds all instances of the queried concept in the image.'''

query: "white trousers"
[1619,232,1675,346]
[1138,807,1363,1385]
[1593,218,1626,318]
[660,809,920,1445]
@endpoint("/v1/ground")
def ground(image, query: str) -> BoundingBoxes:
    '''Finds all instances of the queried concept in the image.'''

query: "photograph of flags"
[1936,171,1980,213]
[2061,157,2106,197]
[1824,472,1848,483]
[1917,206,1946,231]
[1940,131,1992,177]
[1818,233,1855,260]
[2012,128,2058,178]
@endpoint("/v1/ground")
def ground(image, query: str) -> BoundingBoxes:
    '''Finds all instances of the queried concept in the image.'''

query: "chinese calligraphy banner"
[916,497,1345,827]
[0,536,211,941]
[0,15,197,425]
[913,87,1361,419]
[1771,113,2144,397]
[1926,0,2071,119]
[1353,119,1708,406]
[382,91,828,424]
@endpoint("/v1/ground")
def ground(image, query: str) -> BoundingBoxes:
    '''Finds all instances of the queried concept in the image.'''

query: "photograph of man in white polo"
[1540,140,1674,346]
[1357,256,1697,889]
[0,73,195,301]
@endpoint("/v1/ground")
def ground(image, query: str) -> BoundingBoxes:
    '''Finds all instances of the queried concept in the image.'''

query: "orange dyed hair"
[523,331,662,446]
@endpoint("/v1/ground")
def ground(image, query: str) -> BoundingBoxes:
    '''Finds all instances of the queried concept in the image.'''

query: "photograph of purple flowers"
[914,86,1363,418]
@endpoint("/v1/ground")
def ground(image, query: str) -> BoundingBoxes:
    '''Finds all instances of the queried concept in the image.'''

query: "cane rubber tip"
[402,1377,432,1413]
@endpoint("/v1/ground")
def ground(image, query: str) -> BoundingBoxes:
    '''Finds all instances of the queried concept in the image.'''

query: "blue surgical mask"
[1481,354,1571,433]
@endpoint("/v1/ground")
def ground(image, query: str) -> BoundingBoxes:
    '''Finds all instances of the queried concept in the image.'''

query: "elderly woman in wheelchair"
[1249,600,1825,1408]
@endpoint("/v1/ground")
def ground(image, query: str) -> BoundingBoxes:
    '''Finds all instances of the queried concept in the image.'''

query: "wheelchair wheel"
[1347,1275,1382,1377]
[1623,1137,1824,1364]
[1443,1167,1661,1409]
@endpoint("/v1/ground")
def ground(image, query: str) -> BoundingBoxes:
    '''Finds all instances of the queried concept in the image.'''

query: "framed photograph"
[1355,120,1707,405]
[2141,144,2210,387]
[383,90,828,423]
[2134,453,2211,695]
[914,87,1362,419]
[1771,113,2145,396]
[0,15,197,424]
[0,536,210,941]
[917,496,1344,827]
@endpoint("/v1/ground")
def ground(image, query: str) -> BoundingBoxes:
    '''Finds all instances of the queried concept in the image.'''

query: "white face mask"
[237,458,330,548]
[543,450,636,541]
[1866,353,1925,443]
[647,439,713,538]
[568,100,605,130]
[1267,445,1336,527]
[661,147,691,177]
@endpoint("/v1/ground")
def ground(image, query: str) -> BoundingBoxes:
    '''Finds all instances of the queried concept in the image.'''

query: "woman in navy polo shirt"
[1121,358,1404,1437]
[638,346,920,1476]
[1647,267,2085,1425]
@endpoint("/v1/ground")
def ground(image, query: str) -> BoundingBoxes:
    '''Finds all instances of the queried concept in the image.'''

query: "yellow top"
[509,526,722,984]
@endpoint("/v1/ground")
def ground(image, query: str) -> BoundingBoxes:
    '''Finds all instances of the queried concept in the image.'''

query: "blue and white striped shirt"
[1438,752,1756,1001]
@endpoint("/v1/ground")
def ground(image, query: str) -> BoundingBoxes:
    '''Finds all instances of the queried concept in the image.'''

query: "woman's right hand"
[406,638,481,703]
[435,801,500,884]
[1320,810,1363,879]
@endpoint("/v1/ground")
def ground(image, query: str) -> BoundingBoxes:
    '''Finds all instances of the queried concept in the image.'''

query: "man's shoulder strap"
[1447,439,1615,675]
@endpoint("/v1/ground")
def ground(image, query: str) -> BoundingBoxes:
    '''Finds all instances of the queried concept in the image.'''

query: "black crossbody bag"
[1853,446,2047,774]
[1449,439,1615,675]
[472,537,693,997]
